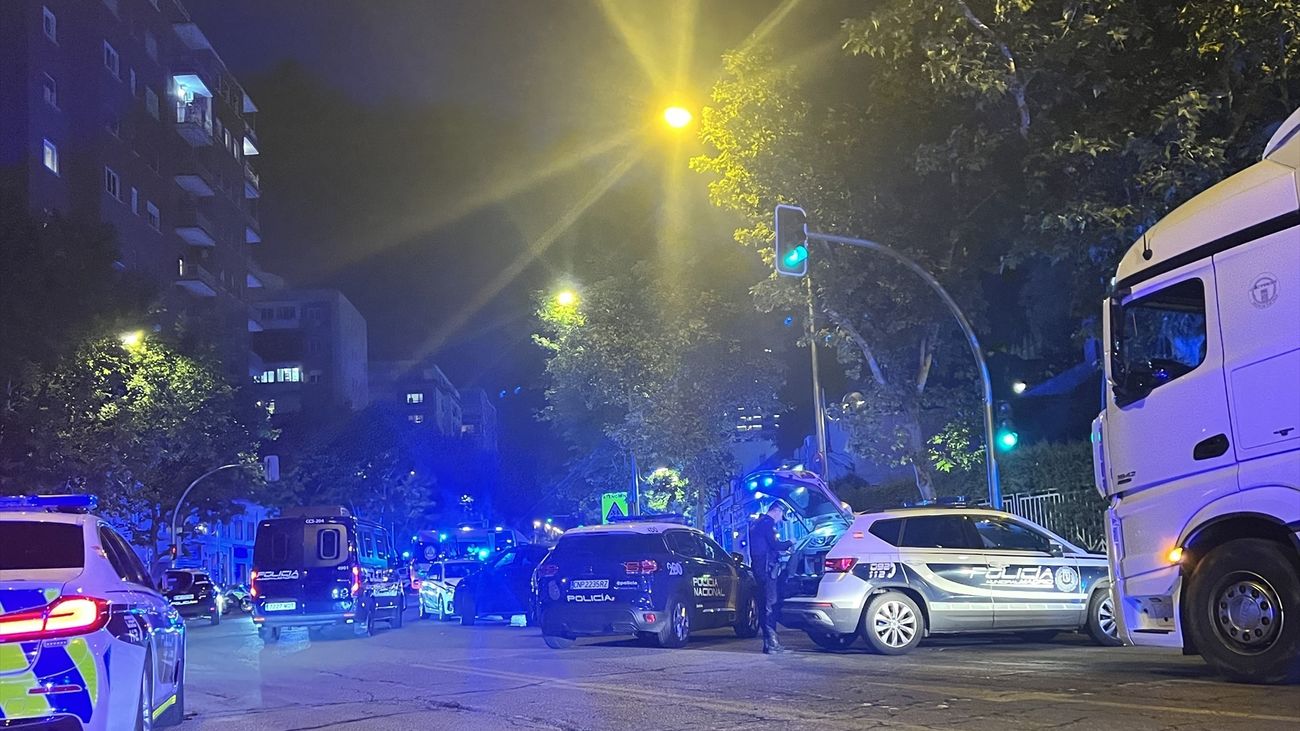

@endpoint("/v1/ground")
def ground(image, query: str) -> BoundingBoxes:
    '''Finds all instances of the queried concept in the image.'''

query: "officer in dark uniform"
[749,502,794,654]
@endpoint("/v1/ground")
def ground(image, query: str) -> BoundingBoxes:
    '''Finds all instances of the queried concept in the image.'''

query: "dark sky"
[186,0,785,391]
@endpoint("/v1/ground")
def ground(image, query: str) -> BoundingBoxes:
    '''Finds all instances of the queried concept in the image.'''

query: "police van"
[536,519,760,649]
[251,506,405,641]
[781,505,1118,653]
[0,495,187,730]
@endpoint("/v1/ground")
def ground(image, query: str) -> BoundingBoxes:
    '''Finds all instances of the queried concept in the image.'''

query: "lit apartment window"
[177,257,185,276]
[265,400,276,415]
[104,167,121,200]
[145,202,159,230]
[145,87,159,120]
[103,42,120,79]
[408,414,425,424]
[42,7,56,43]
[42,139,58,175]
[255,370,275,383]
[275,367,302,383]
[406,392,424,404]
[42,75,57,107]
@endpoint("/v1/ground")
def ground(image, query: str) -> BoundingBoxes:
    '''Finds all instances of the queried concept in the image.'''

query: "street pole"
[170,464,241,568]
[808,231,1002,509]
[805,275,829,475]
[629,452,640,516]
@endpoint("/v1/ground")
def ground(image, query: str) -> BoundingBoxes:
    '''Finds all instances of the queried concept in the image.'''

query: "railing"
[1000,490,1104,552]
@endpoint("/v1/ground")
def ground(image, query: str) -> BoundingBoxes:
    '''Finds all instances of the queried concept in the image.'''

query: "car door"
[895,515,993,632]
[100,526,183,699]
[970,515,1086,629]
[479,549,516,613]
[664,530,718,625]
[697,534,739,621]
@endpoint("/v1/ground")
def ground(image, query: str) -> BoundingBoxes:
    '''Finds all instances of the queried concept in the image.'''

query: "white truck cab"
[1094,108,1300,683]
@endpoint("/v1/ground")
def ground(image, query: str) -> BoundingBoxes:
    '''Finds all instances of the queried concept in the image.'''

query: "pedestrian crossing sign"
[601,492,629,524]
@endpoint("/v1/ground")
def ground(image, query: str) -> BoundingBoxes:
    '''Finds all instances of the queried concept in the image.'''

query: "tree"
[535,261,783,525]
[693,1,1298,498]
[13,333,272,561]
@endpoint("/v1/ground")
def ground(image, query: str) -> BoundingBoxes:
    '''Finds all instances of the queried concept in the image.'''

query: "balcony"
[176,262,218,297]
[173,74,214,147]
[174,158,215,197]
[174,208,217,247]
[247,303,264,333]
[243,160,260,199]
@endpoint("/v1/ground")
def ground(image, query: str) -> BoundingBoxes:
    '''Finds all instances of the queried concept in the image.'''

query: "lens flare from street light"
[120,331,144,348]
[555,290,578,307]
[663,106,693,129]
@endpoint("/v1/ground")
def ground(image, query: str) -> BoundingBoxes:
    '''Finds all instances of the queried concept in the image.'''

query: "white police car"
[780,503,1119,653]
[0,495,186,730]
[416,560,478,621]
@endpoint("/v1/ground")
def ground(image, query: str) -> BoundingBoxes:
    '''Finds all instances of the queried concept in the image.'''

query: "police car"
[535,519,761,649]
[415,559,478,621]
[780,504,1119,653]
[0,495,186,730]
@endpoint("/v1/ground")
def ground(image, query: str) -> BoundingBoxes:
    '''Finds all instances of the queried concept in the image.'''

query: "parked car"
[162,568,224,626]
[453,544,549,625]
[417,559,480,620]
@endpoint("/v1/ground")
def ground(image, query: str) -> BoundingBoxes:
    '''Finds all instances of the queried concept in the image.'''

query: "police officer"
[749,502,794,654]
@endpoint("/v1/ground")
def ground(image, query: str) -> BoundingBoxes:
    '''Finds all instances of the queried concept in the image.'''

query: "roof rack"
[0,494,99,514]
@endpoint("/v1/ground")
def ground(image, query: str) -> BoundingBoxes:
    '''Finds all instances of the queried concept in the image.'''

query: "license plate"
[570,579,609,590]
[264,601,296,612]
[174,594,194,601]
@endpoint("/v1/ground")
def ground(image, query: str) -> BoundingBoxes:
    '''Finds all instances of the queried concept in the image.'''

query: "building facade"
[459,388,499,453]
[369,360,463,437]
[251,288,369,415]
[0,0,266,379]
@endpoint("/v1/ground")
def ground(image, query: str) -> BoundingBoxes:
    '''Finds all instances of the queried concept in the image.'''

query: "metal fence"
[1000,491,1104,552]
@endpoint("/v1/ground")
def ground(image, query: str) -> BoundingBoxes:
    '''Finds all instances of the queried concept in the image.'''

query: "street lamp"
[120,330,144,349]
[554,290,578,307]
[663,105,693,129]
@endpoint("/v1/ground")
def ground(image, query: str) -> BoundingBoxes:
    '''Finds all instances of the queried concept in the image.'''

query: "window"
[255,370,274,383]
[308,373,322,384]
[177,257,184,276]
[42,7,56,42]
[144,31,158,61]
[42,74,57,107]
[145,201,159,230]
[868,519,903,546]
[699,535,726,561]
[145,87,159,120]
[0,522,83,570]
[103,41,120,79]
[317,528,340,562]
[972,517,1052,553]
[361,529,375,559]
[899,515,976,549]
[406,392,424,404]
[408,414,425,424]
[99,526,150,587]
[1112,278,1207,405]
[275,366,302,383]
[265,400,276,415]
[665,531,701,557]
[305,304,326,322]
[260,308,274,321]
[276,306,296,319]
[42,139,58,174]
[104,166,121,200]
[129,68,136,96]
[130,187,138,215]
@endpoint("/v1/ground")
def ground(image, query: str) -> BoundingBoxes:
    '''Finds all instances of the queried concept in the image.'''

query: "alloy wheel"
[1097,595,1118,640]
[872,600,918,649]
[673,603,690,643]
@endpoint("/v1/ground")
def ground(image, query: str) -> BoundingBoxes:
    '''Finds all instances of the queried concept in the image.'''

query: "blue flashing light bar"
[0,494,98,513]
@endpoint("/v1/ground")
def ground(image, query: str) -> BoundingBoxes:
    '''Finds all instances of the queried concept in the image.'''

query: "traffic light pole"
[808,231,1002,510]
[805,275,830,474]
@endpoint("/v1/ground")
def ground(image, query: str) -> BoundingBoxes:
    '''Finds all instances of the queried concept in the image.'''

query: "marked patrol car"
[780,504,1119,654]
[535,519,760,649]
[0,495,187,730]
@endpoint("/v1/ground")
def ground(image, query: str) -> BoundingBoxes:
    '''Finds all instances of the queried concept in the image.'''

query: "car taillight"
[538,564,560,578]
[351,564,361,597]
[0,597,110,643]
[623,559,658,575]
[250,569,259,598]
[823,557,858,573]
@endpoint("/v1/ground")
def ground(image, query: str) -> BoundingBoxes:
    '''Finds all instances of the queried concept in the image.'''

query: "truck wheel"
[1087,590,1122,647]
[734,594,760,638]
[1186,538,1300,684]
[654,598,691,648]
[543,634,575,649]
[861,591,924,655]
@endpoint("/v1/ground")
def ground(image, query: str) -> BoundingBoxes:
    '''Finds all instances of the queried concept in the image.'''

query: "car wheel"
[1185,538,1300,684]
[808,632,857,651]
[543,634,575,649]
[734,593,760,638]
[418,598,429,620]
[1087,590,1123,647]
[210,609,221,626]
[135,650,154,731]
[258,625,279,643]
[459,597,477,626]
[862,592,924,655]
[241,598,253,613]
[391,599,404,629]
[655,597,691,648]
[355,609,375,637]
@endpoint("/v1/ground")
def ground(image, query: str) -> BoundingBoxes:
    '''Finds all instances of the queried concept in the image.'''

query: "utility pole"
[805,275,829,475]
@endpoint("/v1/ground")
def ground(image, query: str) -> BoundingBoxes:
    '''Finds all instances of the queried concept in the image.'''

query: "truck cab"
[1094,108,1300,683]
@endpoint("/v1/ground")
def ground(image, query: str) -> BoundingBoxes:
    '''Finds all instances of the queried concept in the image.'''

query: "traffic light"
[995,401,1019,451]
[774,204,809,277]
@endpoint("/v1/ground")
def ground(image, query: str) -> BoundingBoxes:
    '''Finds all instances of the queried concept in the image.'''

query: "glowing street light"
[663,105,693,129]
[554,290,578,307]
[119,330,144,349]
[1012,380,1028,395]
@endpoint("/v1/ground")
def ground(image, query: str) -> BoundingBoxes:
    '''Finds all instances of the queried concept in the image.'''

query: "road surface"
[182,610,1300,730]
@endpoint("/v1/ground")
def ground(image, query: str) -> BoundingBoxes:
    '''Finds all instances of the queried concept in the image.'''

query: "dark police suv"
[536,520,760,649]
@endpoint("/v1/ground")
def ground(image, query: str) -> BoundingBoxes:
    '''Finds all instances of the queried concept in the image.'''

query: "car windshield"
[551,534,666,560]
[164,571,196,592]
[0,522,84,571]
[442,562,477,578]
[254,520,350,569]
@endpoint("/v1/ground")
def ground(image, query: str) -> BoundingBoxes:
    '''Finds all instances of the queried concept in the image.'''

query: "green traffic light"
[997,428,1019,451]
[783,245,808,268]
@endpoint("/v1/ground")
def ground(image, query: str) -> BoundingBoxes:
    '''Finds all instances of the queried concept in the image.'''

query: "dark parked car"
[163,568,224,625]
[453,544,549,625]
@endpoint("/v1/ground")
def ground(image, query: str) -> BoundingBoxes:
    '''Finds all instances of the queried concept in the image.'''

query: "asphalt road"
[182,609,1300,730]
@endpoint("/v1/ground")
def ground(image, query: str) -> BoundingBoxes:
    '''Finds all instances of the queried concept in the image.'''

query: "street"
[183,611,1300,730]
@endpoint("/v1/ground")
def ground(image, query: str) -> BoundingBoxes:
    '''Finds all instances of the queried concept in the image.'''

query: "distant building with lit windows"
[250,288,368,415]
[459,388,498,453]
[369,360,462,438]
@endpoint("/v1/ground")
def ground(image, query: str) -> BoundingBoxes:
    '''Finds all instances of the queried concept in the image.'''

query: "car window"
[491,549,516,569]
[699,535,727,562]
[0,522,84,571]
[868,519,903,546]
[100,526,151,586]
[99,526,136,583]
[164,570,195,592]
[972,517,1052,553]
[899,515,976,549]
[361,528,375,559]
[443,562,476,578]
[318,527,341,562]
[665,531,700,557]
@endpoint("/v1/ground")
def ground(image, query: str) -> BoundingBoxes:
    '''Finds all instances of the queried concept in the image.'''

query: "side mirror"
[1048,541,1065,558]
[730,552,746,565]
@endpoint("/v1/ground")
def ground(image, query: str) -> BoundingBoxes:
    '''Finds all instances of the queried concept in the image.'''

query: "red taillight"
[823,557,858,573]
[623,559,659,575]
[0,597,110,643]
[250,569,259,598]
[538,564,559,578]
[412,579,422,591]
[351,564,361,597]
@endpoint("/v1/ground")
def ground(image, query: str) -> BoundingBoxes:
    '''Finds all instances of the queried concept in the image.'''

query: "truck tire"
[1185,538,1300,684]
[1086,589,1122,647]
[861,591,924,655]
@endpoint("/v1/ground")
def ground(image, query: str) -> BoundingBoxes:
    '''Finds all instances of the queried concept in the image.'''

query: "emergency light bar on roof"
[0,494,98,513]
[608,514,689,525]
